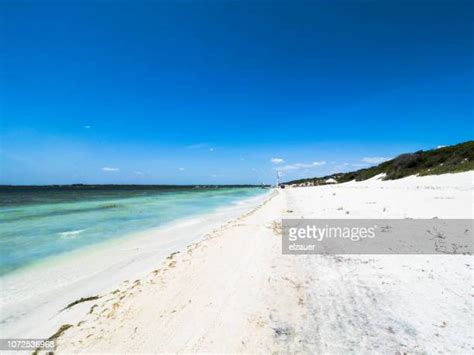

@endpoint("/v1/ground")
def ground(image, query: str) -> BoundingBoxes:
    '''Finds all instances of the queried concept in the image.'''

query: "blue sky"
[1,0,472,185]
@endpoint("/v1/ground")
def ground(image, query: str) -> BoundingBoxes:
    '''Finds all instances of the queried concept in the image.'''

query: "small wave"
[59,229,87,238]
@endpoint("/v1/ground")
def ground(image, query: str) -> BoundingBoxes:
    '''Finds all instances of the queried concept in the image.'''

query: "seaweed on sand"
[32,324,73,355]
[60,296,100,312]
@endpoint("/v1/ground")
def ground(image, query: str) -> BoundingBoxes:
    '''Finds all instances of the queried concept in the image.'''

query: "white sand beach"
[0,193,271,341]
[45,171,473,353]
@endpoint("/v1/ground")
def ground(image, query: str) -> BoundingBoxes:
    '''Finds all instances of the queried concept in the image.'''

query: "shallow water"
[0,186,267,275]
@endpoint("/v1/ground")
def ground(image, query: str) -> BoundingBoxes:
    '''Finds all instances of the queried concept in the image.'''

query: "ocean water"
[0,186,267,276]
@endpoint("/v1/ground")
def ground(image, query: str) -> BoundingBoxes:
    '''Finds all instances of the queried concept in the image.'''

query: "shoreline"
[52,171,473,353]
[0,189,274,339]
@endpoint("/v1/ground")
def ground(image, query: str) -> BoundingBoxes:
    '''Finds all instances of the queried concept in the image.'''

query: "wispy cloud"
[102,167,119,172]
[436,145,447,149]
[134,171,144,175]
[178,167,185,171]
[312,161,326,166]
[352,163,368,168]
[276,161,326,171]
[271,158,284,164]
[84,125,91,129]
[362,157,391,164]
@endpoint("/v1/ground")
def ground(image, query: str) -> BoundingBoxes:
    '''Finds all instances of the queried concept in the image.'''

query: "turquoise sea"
[0,186,267,276]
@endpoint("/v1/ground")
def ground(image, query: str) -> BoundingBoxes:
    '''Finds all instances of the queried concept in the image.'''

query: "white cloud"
[437,145,447,149]
[271,158,284,164]
[362,157,391,164]
[178,167,185,171]
[276,161,326,171]
[134,171,144,175]
[102,167,119,172]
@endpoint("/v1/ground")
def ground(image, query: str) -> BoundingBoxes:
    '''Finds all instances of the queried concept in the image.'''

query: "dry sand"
[51,172,473,353]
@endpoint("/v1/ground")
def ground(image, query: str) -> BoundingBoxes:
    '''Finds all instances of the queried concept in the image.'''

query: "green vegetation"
[286,141,474,186]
